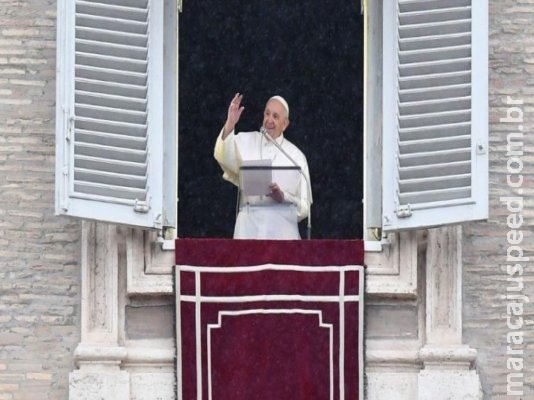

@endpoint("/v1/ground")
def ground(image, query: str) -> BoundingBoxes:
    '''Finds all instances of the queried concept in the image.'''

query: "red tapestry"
[175,239,364,400]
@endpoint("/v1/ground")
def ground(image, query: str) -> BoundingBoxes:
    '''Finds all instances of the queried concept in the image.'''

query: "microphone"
[260,127,312,239]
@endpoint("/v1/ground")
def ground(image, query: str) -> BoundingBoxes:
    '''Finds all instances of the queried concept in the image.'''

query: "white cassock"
[214,129,312,240]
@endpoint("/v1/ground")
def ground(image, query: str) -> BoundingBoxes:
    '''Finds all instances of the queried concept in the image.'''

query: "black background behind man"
[178,0,363,238]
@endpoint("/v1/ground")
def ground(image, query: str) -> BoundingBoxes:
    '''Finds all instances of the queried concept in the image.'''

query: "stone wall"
[463,1,534,398]
[0,1,82,399]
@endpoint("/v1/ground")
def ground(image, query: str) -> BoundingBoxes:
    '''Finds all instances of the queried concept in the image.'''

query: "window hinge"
[134,199,150,213]
[66,114,74,142]
[154,214,162,229]
[178,0,182,12]
[476,141,487,155]
[396,204,412,218]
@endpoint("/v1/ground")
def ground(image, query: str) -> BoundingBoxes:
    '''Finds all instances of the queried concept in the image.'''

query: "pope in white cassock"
[214,93,312,239]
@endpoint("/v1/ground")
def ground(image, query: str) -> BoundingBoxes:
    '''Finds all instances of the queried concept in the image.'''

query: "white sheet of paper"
[273,167,301,194]
[239,159,273,196]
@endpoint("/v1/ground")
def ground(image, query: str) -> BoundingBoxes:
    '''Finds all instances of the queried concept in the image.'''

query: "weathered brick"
[0,50,25,57]
[0,99,31,105]
[0,5,81,400]
[0,68,25,75]
[25,373,51,381]
[7,79,46,87]
[13,316,36,323]
[4,365,43,373]
[0,384,18,392]
[1,29,40,37]
[0,375,25,382]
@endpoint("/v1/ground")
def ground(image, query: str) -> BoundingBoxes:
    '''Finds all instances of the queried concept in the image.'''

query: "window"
[177,0,364,239]
[56,0,487,235]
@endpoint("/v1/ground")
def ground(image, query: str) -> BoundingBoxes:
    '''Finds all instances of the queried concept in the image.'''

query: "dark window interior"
[178,0,363,239]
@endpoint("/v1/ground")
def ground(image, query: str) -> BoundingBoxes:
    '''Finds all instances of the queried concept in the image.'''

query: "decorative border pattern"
[175,264,364,400]
[207,309,334,400]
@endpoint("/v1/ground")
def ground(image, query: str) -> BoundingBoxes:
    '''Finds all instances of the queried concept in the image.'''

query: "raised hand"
[223,93,245,138]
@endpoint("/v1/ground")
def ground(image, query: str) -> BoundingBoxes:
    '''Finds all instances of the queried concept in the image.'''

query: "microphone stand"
[260,127,312,239]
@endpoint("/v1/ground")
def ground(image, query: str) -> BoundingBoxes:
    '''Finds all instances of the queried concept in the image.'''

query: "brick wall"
[463,1,534,399]
[0,1,81,399]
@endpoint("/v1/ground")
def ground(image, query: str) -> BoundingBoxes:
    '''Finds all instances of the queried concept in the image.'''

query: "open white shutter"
[56,0,171,229]
[382,0,488,231]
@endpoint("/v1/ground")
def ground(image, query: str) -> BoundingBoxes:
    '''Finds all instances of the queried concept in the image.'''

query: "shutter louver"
[56,0,168,228]
[382,0,488,231]
[74,0,149,203]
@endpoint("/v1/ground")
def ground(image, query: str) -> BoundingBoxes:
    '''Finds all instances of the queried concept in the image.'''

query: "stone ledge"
[74,344,127,365]
[419,345,477,367]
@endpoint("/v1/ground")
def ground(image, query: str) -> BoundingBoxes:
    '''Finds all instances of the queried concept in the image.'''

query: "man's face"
[263,99,289,139]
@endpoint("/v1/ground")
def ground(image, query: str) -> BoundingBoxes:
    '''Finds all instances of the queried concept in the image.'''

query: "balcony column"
[69,221,129,400]
[418,225,482,400]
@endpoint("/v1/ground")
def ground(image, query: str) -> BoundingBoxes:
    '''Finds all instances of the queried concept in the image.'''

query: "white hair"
[268,95,289,118]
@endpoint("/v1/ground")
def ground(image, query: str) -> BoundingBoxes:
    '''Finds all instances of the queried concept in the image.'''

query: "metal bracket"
[134,199,150,213]
[396,204,412,218]
[66,115,74,142]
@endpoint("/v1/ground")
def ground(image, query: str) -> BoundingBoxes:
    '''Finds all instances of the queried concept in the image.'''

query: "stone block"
[69,371,129,400]
[418,370,482,400]
[366,371,418,400]
[130,373,175,400]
